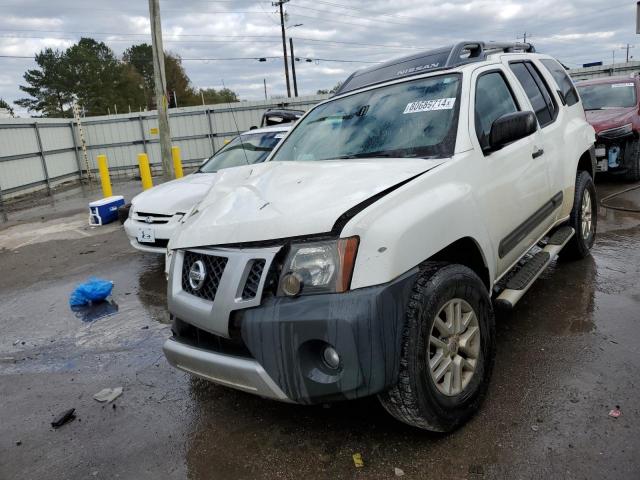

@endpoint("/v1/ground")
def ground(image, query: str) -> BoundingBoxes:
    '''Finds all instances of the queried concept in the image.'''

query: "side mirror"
[488,111,537,152]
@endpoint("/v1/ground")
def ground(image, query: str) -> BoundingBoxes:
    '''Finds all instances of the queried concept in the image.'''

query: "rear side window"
[509,61,556,127]
[474,71,519,150]
[540,59,579,106]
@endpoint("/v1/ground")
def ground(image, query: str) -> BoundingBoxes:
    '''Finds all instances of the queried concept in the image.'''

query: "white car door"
[469,65,553,276]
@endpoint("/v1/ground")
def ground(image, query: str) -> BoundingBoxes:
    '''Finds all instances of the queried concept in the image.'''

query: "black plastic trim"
[238,268,419,404]
[498,191,563,258]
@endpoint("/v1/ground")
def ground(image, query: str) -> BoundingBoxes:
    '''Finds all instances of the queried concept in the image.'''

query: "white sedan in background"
[124,125,290,253]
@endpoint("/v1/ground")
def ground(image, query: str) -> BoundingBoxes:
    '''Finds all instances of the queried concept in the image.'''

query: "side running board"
[495,226,575,309]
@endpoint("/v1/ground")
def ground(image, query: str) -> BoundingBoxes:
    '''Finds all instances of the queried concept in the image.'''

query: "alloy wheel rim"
[428,298,481,397]
[581,189,593,241]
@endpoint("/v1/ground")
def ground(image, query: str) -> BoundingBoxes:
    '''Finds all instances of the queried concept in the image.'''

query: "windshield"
[199,130,286,173]
[270,73,461,162]
[578,82,637,110]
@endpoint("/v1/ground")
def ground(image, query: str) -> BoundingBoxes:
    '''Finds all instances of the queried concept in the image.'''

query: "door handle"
[532,148,544,159]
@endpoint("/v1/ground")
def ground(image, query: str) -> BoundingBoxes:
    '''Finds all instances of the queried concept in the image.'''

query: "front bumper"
[123,216,181,254]
[165,268,418,404]
[163,338,291,401]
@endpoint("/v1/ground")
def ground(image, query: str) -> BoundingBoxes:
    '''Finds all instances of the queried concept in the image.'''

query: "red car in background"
[577,75,640,181]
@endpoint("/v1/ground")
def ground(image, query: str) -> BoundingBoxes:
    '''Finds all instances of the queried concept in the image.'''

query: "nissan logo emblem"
[144,216,153,224]
[188,260,207,291]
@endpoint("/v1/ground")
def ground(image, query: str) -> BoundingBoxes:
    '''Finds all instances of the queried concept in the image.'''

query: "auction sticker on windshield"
[403,98,456,114]
[611,83,634,88]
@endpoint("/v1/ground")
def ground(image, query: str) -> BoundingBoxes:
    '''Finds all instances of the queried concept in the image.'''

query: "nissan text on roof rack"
[124,124,291,254]
[163,41,596,431]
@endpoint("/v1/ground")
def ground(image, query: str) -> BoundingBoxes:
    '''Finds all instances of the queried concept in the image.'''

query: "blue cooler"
[89,195,125,226]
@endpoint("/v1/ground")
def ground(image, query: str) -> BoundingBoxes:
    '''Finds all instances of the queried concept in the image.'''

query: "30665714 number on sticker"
[403,98,456,114]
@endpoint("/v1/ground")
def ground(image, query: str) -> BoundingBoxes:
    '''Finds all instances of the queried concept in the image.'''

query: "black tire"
[623,139,640,182]
[378,262,495,432]
[561,170,597,260]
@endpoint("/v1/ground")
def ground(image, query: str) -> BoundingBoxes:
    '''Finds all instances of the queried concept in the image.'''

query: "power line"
[0,53,379,64]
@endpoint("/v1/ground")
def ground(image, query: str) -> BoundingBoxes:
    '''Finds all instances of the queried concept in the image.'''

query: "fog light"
[281,272,303,296]
[322,346,340,370]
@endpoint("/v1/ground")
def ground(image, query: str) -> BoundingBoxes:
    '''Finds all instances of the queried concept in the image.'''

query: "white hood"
[170,158,444,249]
[131,173,218,216]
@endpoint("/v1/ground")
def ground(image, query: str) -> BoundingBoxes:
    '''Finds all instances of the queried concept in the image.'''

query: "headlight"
[278,237,359,296]
[128,205,134,219]
[598,123,633,139]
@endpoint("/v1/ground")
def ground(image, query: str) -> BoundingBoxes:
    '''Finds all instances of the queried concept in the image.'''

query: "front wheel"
[378,263,496,432]
[561,170,597,260]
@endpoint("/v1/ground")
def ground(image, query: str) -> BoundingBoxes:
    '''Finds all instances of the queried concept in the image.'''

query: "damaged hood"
[585,107,636,134]
[131,173,218,216]
[170,158,444,249]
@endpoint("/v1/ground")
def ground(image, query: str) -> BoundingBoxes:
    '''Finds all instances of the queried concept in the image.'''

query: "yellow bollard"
[137,153,153,190]
[171,146,184,179]
[97,154,113,198]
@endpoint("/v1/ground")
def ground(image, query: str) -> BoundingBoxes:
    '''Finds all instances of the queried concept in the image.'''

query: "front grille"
[241,259,266,299]
[137,238,169,248]
[172,316,252,358]
[134,212,173,224]
[182,251,228,301]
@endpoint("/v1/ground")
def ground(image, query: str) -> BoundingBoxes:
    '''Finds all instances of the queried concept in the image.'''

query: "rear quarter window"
[540,59,579,106]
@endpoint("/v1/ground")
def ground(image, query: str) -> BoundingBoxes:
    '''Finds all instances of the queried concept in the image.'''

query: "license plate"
[595,146,606,158]
[136,227,155,243]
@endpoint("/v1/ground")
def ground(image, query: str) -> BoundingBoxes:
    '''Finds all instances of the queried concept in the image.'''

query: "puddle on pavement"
[70,299,119,322]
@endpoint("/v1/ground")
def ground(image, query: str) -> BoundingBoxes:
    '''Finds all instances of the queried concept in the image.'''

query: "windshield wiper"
[333,152,395,159]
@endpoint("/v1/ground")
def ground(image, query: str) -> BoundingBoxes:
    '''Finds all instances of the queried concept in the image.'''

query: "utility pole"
[289,37,298,97]
[517,32,529,44]
[621,43,635,62]
[263,78,268,100]
[273,0,291,97]
[148,0,174,178]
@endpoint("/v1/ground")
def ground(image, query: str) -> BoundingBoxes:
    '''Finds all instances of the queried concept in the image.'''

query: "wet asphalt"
[0,178,639,480]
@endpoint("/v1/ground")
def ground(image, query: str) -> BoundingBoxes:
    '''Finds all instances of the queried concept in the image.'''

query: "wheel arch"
[426,236,491,291]
[577,147,595,179]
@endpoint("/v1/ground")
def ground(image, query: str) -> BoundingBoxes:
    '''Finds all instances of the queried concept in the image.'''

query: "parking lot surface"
[1,179,639,479]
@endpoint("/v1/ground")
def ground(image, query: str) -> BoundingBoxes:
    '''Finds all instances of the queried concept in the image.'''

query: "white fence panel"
[0,94,328,202]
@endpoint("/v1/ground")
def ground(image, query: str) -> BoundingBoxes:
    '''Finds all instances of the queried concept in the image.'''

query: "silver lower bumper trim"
[163,338,292,402]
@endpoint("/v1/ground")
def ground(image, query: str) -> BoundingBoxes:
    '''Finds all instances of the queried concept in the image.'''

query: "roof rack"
[334,41,536,95]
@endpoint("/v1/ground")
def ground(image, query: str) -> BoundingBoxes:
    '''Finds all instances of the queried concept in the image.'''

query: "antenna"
[221,79,250,166]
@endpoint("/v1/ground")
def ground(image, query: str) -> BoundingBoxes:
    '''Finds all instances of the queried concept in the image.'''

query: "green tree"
[16,48,73,116]
[200,87,239,104]
[64,38,145,116]
[317,81,343,95]
[123,44,203,108]
[0,98,14,117]
[16,38,146,117]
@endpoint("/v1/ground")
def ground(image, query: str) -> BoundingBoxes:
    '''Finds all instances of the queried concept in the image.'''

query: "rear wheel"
[378,262,495,432]
[561,170,597,260]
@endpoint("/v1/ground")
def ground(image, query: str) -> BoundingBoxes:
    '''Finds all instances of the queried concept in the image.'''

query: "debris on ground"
[12,339,21,346]
[51,408,76,428]
[93,387,123,403]
[531,425,540,432]
[352,453,364,468]
[15,440,22,446]
[608,406,622,418]
[394,467,405,476]
[69,278,114,307]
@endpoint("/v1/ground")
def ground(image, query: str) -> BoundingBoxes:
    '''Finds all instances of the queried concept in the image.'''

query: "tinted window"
[510,62,556,127]
[540,59,579,106]
[474,71,519,149]
[271,74,462,161]
[577,83,637,110]
[199,131,285,173]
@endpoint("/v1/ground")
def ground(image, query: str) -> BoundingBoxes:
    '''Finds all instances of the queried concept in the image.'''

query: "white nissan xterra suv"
[163,42,596,432]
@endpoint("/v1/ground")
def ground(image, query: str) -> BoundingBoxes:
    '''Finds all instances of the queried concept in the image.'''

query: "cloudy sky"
[0,0,636,116]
